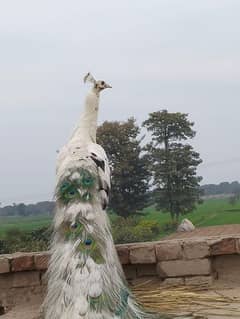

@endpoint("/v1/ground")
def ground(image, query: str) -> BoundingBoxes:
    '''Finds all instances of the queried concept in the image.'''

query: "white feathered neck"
[71,88,100,144]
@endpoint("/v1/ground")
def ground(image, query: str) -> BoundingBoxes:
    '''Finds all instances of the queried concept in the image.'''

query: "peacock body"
[43,74,154,319]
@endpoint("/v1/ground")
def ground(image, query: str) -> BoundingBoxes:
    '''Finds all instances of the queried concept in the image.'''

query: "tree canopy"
[97,118,150,217]
[143,110,202,220]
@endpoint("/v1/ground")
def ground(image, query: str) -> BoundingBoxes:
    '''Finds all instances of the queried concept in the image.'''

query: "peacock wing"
[88,143,111,210]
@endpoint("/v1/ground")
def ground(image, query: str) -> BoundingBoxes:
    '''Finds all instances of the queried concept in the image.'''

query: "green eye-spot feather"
[75,236,105,264]
[89,294,105,312]
[85,238,92,246]
[91,241,105,264]
[58,180,78,203]
[66,191,75,199]
[77,169,95,189]
[64,222,83,241]
[115,289,129,317]
[58,169,95,203]
[82,176,94,188]
[60,181,71,193]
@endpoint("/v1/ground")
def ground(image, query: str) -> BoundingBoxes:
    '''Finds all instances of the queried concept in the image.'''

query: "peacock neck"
[71,89,100,144]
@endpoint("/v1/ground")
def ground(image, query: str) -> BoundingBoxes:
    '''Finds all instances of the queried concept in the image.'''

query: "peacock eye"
[68,189,77,196]
[101,81,105,85]
[70,222,78,229]
[85,239,92,246]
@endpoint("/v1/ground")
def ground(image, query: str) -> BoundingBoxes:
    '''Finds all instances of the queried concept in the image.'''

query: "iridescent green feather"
[115,288,129,317]
[64,222,84,241]
[77,236,105,264]
[79,169,95,188]
[63,224,105,265]
[58,169,95,204]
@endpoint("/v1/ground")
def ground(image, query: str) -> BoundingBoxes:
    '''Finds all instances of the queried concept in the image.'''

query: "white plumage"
[42,73,193,319]
[43,73,156,319]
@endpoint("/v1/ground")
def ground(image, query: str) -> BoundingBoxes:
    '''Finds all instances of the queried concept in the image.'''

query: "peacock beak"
[104,83,112,89]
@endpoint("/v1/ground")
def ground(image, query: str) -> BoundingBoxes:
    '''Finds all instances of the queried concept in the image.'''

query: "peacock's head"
[95,80,112,91]
[83,73,112,93]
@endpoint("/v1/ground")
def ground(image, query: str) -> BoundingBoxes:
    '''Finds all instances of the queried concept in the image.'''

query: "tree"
[229,187,240,206]
[18,203,27,216]
[143,110,202,221]
[97,118,150,217]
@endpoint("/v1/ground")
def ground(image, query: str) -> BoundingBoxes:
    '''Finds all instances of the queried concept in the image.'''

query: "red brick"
[0,273,13,290]
[122,265,137,280]
[156,241,183,261]
[40,271,48,286]
[137,264,157,277]
[157,259,211,278]
[213,255,240,283]
[0,258,10,274]
[34,253,50,270]
[210,238,237,255]
[116,246,129,265]
[183,240,209,259]
[12,271,40,287]
[11,254,34,272]
[129,244,156,264]
[236,238,240,253]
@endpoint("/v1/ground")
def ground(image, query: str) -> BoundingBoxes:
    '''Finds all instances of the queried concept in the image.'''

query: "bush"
[112,216,161,244]
[1,227,51,253]
[162,221,178,233]
[0,240,8,254]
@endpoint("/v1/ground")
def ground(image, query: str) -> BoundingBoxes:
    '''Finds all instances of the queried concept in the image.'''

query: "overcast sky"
[0,0,240,205]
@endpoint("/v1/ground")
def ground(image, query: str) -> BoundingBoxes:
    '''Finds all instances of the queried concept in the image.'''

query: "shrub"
[112,216,161,244]
[162,221,178,233]
[1,227,51,253]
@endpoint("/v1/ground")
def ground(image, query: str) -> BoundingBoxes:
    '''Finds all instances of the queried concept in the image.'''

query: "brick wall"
[0,236,240,310]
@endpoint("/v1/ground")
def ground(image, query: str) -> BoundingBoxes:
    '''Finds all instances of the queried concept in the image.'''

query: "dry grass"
[132,279,240,318]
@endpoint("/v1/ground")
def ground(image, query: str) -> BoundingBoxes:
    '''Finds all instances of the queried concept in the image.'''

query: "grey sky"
[1,0,240,204]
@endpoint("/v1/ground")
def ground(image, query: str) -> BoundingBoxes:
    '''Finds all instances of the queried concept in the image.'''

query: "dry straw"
[132,279,240,318]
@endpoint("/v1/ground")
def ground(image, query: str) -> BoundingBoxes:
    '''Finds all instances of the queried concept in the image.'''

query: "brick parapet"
[0,235,240,291]
[1,236,240,273]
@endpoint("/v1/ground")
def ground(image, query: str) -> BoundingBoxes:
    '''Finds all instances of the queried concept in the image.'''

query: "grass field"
[144,198,240,226]
[0,215,52,238]
[0,198,240,239]
[143,198,240,238]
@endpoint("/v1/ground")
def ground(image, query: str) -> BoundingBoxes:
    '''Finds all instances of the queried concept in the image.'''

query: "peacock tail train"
[43,73,188,319]
[43,143,153,319]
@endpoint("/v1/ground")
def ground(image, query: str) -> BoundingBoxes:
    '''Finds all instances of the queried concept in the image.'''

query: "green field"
[0,215,52,238]
[0,198,240,239]
[143,198,240,231]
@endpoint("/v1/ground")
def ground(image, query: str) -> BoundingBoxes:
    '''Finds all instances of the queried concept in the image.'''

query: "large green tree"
[143,110,202,221]
[97,118,150,217]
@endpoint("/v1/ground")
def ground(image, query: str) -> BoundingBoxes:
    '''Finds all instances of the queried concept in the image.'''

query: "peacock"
[43,73,191,319]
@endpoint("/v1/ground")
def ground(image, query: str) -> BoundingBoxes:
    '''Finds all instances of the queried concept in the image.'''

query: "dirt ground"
[1,303,41,319]
[165,224,240,240]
